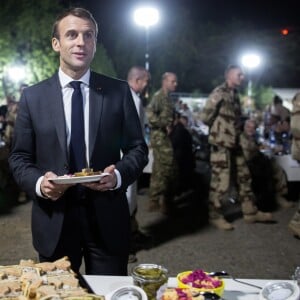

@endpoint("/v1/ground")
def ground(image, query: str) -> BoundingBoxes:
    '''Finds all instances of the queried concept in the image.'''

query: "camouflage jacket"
[291,92,300,160]
[240,132,259,161]
[146,89,174,132]
[201,82,242,149]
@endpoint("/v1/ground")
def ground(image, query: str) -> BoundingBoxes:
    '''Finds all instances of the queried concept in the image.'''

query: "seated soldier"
[240,119,293,211]
[169,112,195,196]
[288,92,300,238]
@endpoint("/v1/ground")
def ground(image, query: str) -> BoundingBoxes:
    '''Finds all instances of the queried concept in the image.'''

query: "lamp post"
[241,53,261,97]
[7,65,26,83]
[134,6,159,71]
[2,64,26,98]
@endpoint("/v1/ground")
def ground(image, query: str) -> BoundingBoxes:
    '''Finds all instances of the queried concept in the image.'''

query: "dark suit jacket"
[9,71,148,257]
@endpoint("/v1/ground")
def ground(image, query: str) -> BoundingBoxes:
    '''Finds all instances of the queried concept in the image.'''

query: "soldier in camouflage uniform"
[201,65,273,230]
[146,72,178,213]
[240,119,292,211]
[288,92,300,238]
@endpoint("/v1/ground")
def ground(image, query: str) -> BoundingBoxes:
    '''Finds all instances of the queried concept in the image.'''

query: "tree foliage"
[0,0,116,101]
[91,44,116,77]
[0,0,62,100]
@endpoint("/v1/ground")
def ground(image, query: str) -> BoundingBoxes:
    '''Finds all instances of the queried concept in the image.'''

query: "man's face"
[227,68,244,88]
[164,74,178,92]
[52,15,96,78]
[136,75,149,94]
[244,120,256,136]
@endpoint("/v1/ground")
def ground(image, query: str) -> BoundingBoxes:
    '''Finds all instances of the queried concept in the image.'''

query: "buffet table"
[274,154,300,181]
[83,275,296,300]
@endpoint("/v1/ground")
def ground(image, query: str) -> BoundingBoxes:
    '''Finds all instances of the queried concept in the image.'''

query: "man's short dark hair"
[127,66,149,81]
[225,64,242,76]
[52,7,98,39]
[273,95,283,105]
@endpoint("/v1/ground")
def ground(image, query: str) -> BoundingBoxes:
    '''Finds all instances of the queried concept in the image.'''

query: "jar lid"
[106,286,147,300]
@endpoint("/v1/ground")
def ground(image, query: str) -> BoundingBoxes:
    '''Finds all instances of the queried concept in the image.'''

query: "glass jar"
[131,264,168,300]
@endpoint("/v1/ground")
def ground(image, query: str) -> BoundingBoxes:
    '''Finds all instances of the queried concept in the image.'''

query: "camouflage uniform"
[146,89,177,211]
[201,82,257,220]
[289,92,300,237]
[291,92,300,161]
[272,160,288,201]
[240,132,288,209]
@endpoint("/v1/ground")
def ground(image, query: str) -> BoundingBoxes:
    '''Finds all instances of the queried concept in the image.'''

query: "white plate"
[49,173,110,184]
[259,281,300,300]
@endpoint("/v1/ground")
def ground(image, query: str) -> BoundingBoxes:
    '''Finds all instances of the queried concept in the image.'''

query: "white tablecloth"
[83,275,295,300]
[143,148,153,173]
[274,154,300,181]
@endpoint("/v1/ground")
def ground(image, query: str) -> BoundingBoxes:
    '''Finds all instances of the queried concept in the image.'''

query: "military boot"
[288,210,300,238]
[277,196,294,209]
[210,217,234,230]
[244,211,273,223]
[160,196,175,215]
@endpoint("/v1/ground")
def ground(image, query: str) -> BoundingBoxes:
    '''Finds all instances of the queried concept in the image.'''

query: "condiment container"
[131,263,168,300]
[109,286,147,300]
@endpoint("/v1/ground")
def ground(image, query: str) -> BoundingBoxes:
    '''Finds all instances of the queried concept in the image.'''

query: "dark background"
[68,0,300,92]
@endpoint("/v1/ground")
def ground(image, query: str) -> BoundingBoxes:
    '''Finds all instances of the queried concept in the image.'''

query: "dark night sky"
[77,0,300,31]
[75,0,300,56]
[71,0,300,89]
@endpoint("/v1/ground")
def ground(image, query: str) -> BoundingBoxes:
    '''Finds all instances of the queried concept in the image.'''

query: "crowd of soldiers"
[145,65,300,239]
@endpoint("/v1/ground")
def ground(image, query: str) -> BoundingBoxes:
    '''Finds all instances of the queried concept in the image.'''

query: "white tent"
[273,88,300,111]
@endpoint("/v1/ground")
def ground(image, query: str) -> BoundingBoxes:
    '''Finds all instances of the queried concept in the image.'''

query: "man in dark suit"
[9,7,148,275]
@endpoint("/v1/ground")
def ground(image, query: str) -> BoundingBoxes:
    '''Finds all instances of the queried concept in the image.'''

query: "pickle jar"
[131,264,168,300]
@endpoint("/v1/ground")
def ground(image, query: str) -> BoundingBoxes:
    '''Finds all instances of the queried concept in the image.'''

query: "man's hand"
[82,165,117,191]
[40,172,72,201]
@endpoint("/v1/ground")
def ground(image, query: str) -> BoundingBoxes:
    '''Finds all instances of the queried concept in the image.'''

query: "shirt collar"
[58,68,91,88]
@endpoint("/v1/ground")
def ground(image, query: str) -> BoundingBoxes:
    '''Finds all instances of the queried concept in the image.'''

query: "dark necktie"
[69,81,86,173]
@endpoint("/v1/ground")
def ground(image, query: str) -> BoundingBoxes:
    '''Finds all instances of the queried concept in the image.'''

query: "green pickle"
[132,264,168,300]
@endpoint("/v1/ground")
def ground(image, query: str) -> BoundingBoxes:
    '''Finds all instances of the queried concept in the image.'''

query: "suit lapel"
[48,74,68,162]
[89,73,104,159]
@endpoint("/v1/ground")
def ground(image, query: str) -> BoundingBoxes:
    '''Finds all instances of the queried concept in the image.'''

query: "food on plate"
[178,270,222,289]
[0,256,104,300]
[74,168,102,177]
[177,270,224,297]
[161,288,205,300]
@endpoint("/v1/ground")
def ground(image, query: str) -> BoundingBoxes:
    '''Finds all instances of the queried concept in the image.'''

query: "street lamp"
[2,64,26,98]
[133,6,159,71]
[241,53,261,97]
[7,65,26,83]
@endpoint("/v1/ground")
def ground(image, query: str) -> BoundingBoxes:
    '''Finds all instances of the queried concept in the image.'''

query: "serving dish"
[259,281,300,300]
[177,270,225,297]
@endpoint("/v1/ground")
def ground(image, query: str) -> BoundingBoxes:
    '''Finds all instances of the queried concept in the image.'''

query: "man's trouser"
[209,146,257,219]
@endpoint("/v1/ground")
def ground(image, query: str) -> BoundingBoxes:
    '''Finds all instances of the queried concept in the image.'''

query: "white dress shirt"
[130,88,145,135]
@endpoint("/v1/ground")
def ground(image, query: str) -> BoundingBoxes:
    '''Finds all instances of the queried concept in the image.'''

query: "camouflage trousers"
[270,158,288,198]
[209,146,257,219]
[149,131,177,205]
